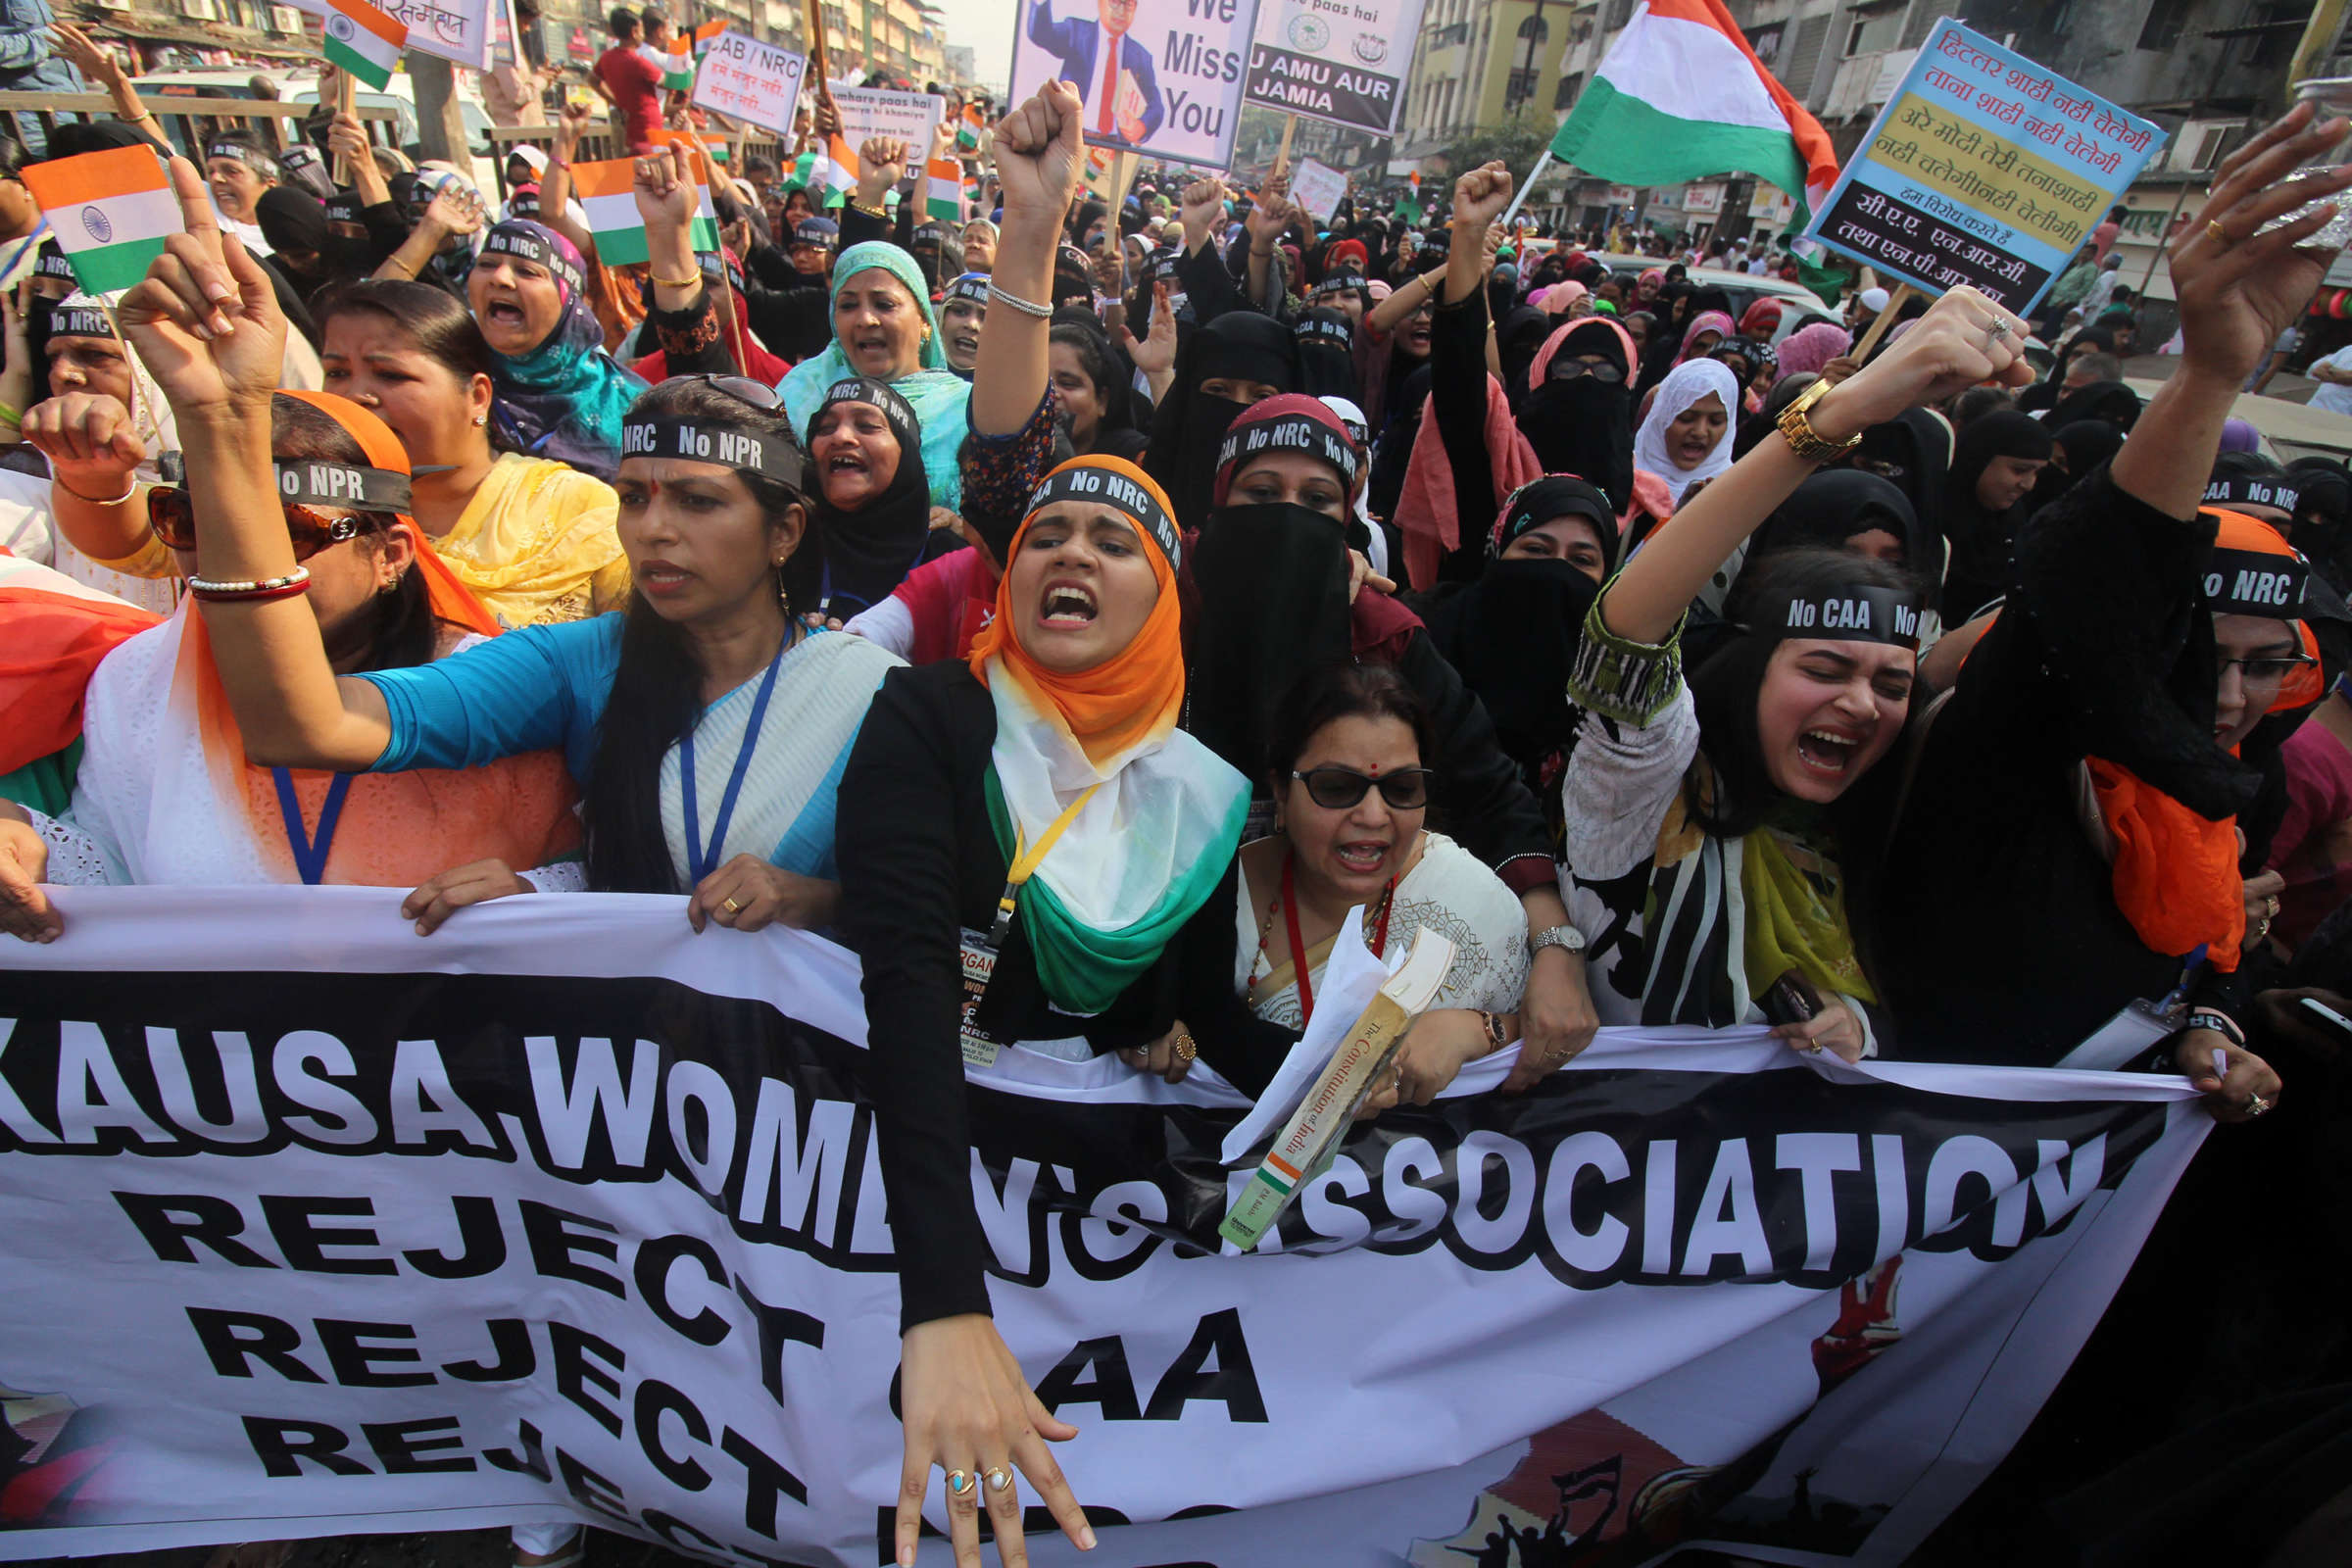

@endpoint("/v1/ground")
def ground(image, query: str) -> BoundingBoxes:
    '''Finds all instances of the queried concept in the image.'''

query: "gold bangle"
[649,270,702,289]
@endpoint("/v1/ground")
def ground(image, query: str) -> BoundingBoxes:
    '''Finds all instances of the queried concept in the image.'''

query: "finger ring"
[2268,895,2281,917]
[2246,1092,2273,1116]
[2257,916,2273,940]
[1985,318,2011,342]
[2207,219,2231,247]
[721,897,742,914]
[1173,1030,1198,1062]
[946,1469,975,1496]
[1803,1042,1825,1054]
[984,1466,1012,1493]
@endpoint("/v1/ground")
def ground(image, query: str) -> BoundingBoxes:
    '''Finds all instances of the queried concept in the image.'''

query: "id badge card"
[957,927,1004,1068]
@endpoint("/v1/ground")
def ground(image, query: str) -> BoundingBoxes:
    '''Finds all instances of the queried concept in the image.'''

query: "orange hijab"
[179,392,579,883]
[967,455,1186,767]
[2087,508,2323,972]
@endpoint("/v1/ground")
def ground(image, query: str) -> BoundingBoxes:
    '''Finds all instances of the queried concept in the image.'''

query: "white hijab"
[1635,358,1740,507]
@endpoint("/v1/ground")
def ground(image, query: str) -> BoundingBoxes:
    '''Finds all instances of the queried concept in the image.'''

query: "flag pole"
[1499,148,1553,227]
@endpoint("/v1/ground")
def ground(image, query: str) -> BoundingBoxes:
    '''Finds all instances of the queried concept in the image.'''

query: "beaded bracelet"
[188,567,312,603]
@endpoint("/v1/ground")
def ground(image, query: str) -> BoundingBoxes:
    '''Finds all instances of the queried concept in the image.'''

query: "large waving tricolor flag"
[17,145,179,294]
[1549,0,1838,225]
[320,0,407,91]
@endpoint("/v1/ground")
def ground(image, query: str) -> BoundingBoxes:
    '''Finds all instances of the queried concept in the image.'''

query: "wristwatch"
[1530,924,1587,957]
[1776,376,1863,464]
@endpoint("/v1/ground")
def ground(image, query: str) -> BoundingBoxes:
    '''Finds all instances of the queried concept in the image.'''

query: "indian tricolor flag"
[17,145,179,295]
[571,157,718,266]
[662,39,695,90]
[956,102,985,152]
[924,156,962,223]
[1550,0,1838,225]
[321,0,407,91]
[818,133,858,205]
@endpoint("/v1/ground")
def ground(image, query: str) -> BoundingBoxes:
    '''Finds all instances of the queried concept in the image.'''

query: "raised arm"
[1600,285,2034,645]
[538,101,601,256]
[970,80,1084,437]
[1368,264,1444,335]
[48,24,172,153]
[374,184,483,282]
[2113,105,2352,518]
[118,159,394,771]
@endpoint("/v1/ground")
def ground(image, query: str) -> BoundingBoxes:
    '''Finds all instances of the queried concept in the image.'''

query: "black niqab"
[1186,502,1356,781]
[1516,319,1635,512]
[1144,310,1297,534]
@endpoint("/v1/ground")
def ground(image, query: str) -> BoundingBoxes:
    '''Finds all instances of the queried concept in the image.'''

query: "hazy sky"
[929,0,1016,92]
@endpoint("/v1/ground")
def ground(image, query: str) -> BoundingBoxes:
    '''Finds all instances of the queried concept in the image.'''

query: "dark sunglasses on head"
[671,372,784,412]
[1293,765,1434,810]
[148,486,383,560]
[1549,357,1625,384]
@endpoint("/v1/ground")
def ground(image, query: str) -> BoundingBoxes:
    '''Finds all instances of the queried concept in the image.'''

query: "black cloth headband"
[49,305,111,339]
[1025,463,1180,572]
[207,140,274,173]
[2204,474,2301,514]
[1759,584,1925,650]
[620,417,807,490]
[1215,414,1360,488]
[814,377,919,449]
[2204,547,2321,618]
[1295,314,1351,350]
[481,222,582,296]
[276,460,411,514]
[323,192,362,224]
[945,272,990,305]
[33,245,74,280]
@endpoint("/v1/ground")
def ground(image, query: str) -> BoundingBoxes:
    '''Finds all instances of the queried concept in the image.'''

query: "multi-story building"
[1393,0,1572,164]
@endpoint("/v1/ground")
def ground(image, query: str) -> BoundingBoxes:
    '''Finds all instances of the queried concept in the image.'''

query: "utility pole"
[411,54,470,168]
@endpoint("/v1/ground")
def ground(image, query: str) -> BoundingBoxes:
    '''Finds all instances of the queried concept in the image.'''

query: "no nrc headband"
[814,377,919,448]
[481,223,583,296]
[1295,313,1352,351]
[1025,463,1181,572]
[945,272,991,306]
[48,304,111,340]
[1216,413,1361,490]
[620,418,807,491]
[2203,546,2322,619]
[206,139,276,176]
[33,244,74,281]
[276,459,412,515]
[1760,584,1926,650]
[2204,473,2301,514]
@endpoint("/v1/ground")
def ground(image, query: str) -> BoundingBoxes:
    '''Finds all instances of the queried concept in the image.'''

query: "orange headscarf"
[176,392,579,884]
[967,455,1186,767]
[2088,508,2323,972]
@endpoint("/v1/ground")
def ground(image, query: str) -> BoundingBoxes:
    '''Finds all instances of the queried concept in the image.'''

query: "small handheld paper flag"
[924,156,962,223]
[321,0,407,91]
[574,150,718,265]
[819,133,858,205]
[957,102,985,151]
[662,39,695,90]
[17,145,179,295]
[690,19,726,53]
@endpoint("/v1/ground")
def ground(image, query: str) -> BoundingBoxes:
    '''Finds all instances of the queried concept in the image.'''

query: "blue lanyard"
[271,769,354,886]
[679,637,788,885]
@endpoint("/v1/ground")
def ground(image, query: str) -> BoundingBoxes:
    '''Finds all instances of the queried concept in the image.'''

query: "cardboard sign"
[692,30,807,136]
[1287,156,1348,222]
[1799,18,2164,315]
[1244,0,1429,137]
[828,83,946,156]
[1009,0,1262,171]
[381,0,493,70]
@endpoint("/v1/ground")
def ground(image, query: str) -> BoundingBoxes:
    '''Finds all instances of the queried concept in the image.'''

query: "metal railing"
[0,91,405,165]
[476,122,786,203]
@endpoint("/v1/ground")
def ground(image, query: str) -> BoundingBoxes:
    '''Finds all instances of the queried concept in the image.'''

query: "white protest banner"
[371,0,494,69]
[693,31,808,137]
[828,83,946,155]
[1009,0,1262,172]
[1287,156,1348,222]
[1798,18,2165,316]
[1245,0,1428,136]
[0,889,2208,1567]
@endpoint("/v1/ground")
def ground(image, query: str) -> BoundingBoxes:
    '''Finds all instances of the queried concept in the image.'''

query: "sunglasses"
[148,487,383,560]
[2222,654,2319,683]
[1549,358,1625,384]
[1292,766,1434,810]
[671,372,784,412]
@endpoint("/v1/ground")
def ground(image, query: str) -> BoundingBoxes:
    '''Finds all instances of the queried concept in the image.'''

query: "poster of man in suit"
[1011,0,1260,169]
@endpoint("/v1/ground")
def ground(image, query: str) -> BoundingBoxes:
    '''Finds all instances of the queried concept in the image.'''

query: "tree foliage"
[1438,122,1553,181]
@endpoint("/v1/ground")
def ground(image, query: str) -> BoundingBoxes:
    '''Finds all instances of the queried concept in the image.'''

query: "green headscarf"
[777,240,972,509]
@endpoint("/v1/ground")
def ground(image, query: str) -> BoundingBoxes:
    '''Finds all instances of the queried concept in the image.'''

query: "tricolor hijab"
[2087,510,2341,973]
[966,457,1250,1013]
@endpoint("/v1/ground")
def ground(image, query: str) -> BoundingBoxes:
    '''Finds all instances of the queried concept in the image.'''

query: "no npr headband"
[276,459,412,515]
[1025,462,1181,572]
[621,418,807,492]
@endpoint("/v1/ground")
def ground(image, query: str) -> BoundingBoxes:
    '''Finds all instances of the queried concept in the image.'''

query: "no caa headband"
[620,418,807,490]
[1025,464,1181,572]
[277,460,411,514]
[1758,584,1925,650]
[2204,474,2301,514]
